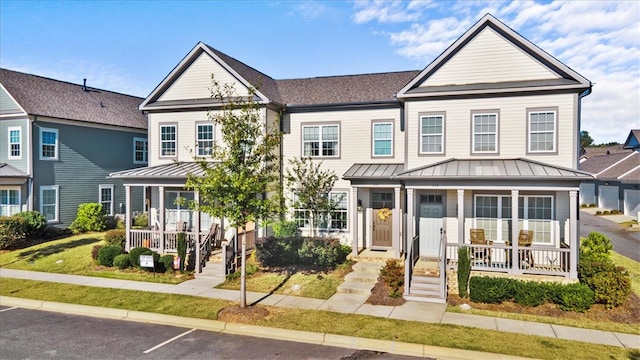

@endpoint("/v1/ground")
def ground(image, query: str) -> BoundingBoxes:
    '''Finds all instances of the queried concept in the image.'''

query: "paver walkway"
[0,268,637,349]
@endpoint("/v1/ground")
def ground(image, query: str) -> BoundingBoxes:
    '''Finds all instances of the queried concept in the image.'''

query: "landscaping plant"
[176,232,187,273]
[380,259,404,298]
[457,246,471,298]
[103,229,126,249]
[70,203,107,233]
[97,245,123,267]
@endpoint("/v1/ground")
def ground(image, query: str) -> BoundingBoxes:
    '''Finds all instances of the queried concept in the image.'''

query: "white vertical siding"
[158,52,249,102]
[420,27,558,87]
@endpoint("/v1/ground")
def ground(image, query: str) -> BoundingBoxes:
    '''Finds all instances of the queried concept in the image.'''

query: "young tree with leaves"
[285,157,338,236]
[185,78,281,308]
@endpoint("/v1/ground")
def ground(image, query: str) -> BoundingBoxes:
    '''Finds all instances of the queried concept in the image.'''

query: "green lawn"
[0,277,631,360]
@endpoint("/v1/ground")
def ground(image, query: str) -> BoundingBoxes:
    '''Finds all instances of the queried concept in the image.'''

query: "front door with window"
[372,191,393,248]
[419,194,443,258]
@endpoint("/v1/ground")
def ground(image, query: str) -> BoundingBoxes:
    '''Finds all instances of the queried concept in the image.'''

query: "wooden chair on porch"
[470,228,493,267]
[518,230,535,269]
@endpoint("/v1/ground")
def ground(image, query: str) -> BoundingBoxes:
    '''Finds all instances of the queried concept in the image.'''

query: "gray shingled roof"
[596,152,640,180]
[343,163,405,180]
[0,68,147,130]
[109,162,206,179]
[581,145,630,158]
[0,163,28,177]
[620,167,640,182]
[579,152,633,174]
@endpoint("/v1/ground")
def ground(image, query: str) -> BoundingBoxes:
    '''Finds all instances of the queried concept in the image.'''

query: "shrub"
[103,229,126,249]
[380,259,404,298]
[177,232,187,273]
[589,203,596,208]
[70,203,106,233]
[159,254,175,273]
[133,212,148,227]
[0,215,28,250]
[603,210,610,215]
[255,236,302,267]
[579,258,631,308]
[469,276,515,304]
[91,245,103,260]
[580,231,612,262]
[97,245,123,267]
[272,220,300,237]
[558,283,594,312]
[513,281,546,307]
[15,211,47,239]
[113,253,131,269]
[580,203,588,208]
[129,247,152,267]
[298,238,348,268]
[595,210,602,215]
[457,246,471,298]
[610,209,620,215]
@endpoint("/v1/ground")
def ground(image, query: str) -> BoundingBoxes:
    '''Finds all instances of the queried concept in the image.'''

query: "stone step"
[336,281,375,295]
[352,261,384,274]
[344,271,378,284]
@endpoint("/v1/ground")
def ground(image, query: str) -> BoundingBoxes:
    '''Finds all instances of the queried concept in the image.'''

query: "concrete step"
[411,275,440,285]
[404,294,447,304]
[336,281,375,295]
[344,271,379,283]
[352,261,384,274]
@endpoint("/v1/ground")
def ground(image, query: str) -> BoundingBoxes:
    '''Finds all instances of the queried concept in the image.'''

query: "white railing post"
[404,188,414,296]
[569,190,578,278]
[511,190,520,274]
[125,185,131,252]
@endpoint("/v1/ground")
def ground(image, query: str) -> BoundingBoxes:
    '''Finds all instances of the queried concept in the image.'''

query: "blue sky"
[1,0,638,144]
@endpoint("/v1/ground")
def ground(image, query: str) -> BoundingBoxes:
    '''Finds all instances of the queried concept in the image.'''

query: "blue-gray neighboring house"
[0,68,148,227]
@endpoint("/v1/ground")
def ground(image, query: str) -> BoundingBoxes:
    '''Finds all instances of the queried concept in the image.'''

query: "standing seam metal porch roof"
[343,163,405,180]
[109,162,207,179]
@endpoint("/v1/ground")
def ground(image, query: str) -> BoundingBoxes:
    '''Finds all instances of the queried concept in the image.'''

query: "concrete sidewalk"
[1,268,637,351]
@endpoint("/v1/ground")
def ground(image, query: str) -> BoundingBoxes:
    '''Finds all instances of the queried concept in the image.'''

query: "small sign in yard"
[139,255,154,268]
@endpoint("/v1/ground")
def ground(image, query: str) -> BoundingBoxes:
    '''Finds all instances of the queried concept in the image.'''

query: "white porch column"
[457,189,464,245]
[569,190,578,278]
[511,190,520,274]
[404,188,415,296]
[125,185,131,252]
[195,191,201,272]
[393,186,401,258]
[159,186,165,253]
[351,187,359,257]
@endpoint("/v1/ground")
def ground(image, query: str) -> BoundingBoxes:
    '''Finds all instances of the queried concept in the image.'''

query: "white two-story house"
[112,14,592,301]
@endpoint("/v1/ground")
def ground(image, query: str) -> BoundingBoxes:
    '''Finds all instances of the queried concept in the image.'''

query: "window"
[302,124,339,157]
[99,185,114,216]
[0,188,20,216]
[420,115,444,154]
[165,191,194,230]
[372,122,393,156]
[133,138,148,164]
[197,123,214,156]
[528,110,556,152]
[8,127,21,159]
[372,191,393,209]
[40,185,59,222]
[160,124,177,157]
[293,191,348,231]
[472,113,498,153]
[40,128,58,160]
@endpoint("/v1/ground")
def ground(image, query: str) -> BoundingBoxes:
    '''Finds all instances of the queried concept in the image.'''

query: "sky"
[1,0,638,144]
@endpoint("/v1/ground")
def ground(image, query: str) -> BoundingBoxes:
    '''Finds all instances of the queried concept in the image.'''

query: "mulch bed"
[217,305,270,323]
[365,278,405,306]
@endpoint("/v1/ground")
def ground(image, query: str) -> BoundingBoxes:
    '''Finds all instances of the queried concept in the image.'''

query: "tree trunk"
[240,226,247,308]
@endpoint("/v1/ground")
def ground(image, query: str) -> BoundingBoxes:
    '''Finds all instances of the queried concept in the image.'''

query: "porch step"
[351,261,385,274]
[336,261,384,295]
[336,281,377,295]
[344,271,379,283]
[408,274,446,303]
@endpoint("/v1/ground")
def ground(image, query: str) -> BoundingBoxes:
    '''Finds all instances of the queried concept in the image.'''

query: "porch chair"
[518,230,535,269]
[469,228,493,267]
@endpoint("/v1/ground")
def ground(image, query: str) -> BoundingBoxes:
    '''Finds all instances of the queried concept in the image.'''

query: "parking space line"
[0,307,18,312]
[143,328,197,354]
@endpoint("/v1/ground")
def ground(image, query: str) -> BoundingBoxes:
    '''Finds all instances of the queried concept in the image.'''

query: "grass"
[611,251,640,295]
[0,232,190,284]
[0,277,631,360]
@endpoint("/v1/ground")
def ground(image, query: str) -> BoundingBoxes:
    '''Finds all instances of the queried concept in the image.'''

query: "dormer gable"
[623,130,640,150]
[398,14,591,99]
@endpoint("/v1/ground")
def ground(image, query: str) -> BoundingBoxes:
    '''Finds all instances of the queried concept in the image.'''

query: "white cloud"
[352,0,433,24]
[291,0,329,21]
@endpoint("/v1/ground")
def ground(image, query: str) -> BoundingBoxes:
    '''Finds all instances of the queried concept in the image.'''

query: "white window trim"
[528,110,557,153]
[0,187,21,216]
[293,190,348,231]
[472,113,498,154]
[196,123,215,157]
[8,126,22,160]
[40,185,59,223]
[133,137,148,164]
[419,114,445,155]
[39,127,59,160]
[372,121,393,157]
[99,184,114,216]
[302,123,340,158]
[159,124,177,158]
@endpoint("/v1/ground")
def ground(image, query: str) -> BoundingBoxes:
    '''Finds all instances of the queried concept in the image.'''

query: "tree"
[185,78,281,308]
[580,130,594,149]
[284,157,338,236]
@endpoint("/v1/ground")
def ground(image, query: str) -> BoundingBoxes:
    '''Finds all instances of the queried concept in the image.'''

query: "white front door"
[419,202,443,258]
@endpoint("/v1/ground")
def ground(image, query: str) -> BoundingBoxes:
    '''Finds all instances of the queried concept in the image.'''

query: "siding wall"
[0,118,30,173]
[0,86,23,114]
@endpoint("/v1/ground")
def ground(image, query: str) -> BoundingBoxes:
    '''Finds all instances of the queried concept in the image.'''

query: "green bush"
[255,236,302,267]
[255,236,348,268]
[159,254,175,273]
[579,257,631,307]
[97,245,123,267]
[272,220,300,237]
[513,281,546,307]
[70,203,107,233]
[91,245,103,260]
[113,253,131,269]
[298,238,348,268]
[104,229,126,249]
[0,215,28,250]
[457,246,471,298]
[177,233,187,273]
[558,283,594,312]
[580,231,613,262]
[15,211,47,239]
[380,259,404,298]
[133,212,148,227]
[595,210,602,215]
[469,276,516,304]
[129,247,152,267]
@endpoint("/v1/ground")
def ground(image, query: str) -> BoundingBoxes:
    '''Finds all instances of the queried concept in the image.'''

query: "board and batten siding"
[31,120,145,226]
[420,27,559,87]
[0,118,30,173]
[157,52,250,102]
[405,93,577,170]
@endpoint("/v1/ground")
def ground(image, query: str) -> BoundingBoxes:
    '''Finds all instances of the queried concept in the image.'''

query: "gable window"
[40,185,59,222]
[99,185,114,216]
[0,188,20,216]
[133,137,148,164]
[302,124,339,157]
[420,114,444,154]
[528,110,556,153]
[40,127,58,160]
[160,124,177,157]
[197,123,214,156]
[472,113,498,153]
[8,127,21,159]
[372,122,393,157]
[293,191,348,231]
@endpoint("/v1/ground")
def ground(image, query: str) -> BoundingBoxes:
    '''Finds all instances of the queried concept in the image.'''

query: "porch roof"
[343,163,405,180]
[0,163,29,178]
[109,162,206,179]
[395,158,594,180]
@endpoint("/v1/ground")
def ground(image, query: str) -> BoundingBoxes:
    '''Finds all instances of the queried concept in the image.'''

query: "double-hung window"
[302,124,339,157]
[0,188,20,216]
[133,138,148,164]
[472,113,498,153]
[40,128,58,160]
[528,110,556,153]
[197,123,214,156]
[8,127,21,159]
[40,185,59,222]
[160,124,177,157]
[165,191,194,230]
[293,191,348,231]
[372,122,393,157]
[420,114,444,154]
[99,185,114,216]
